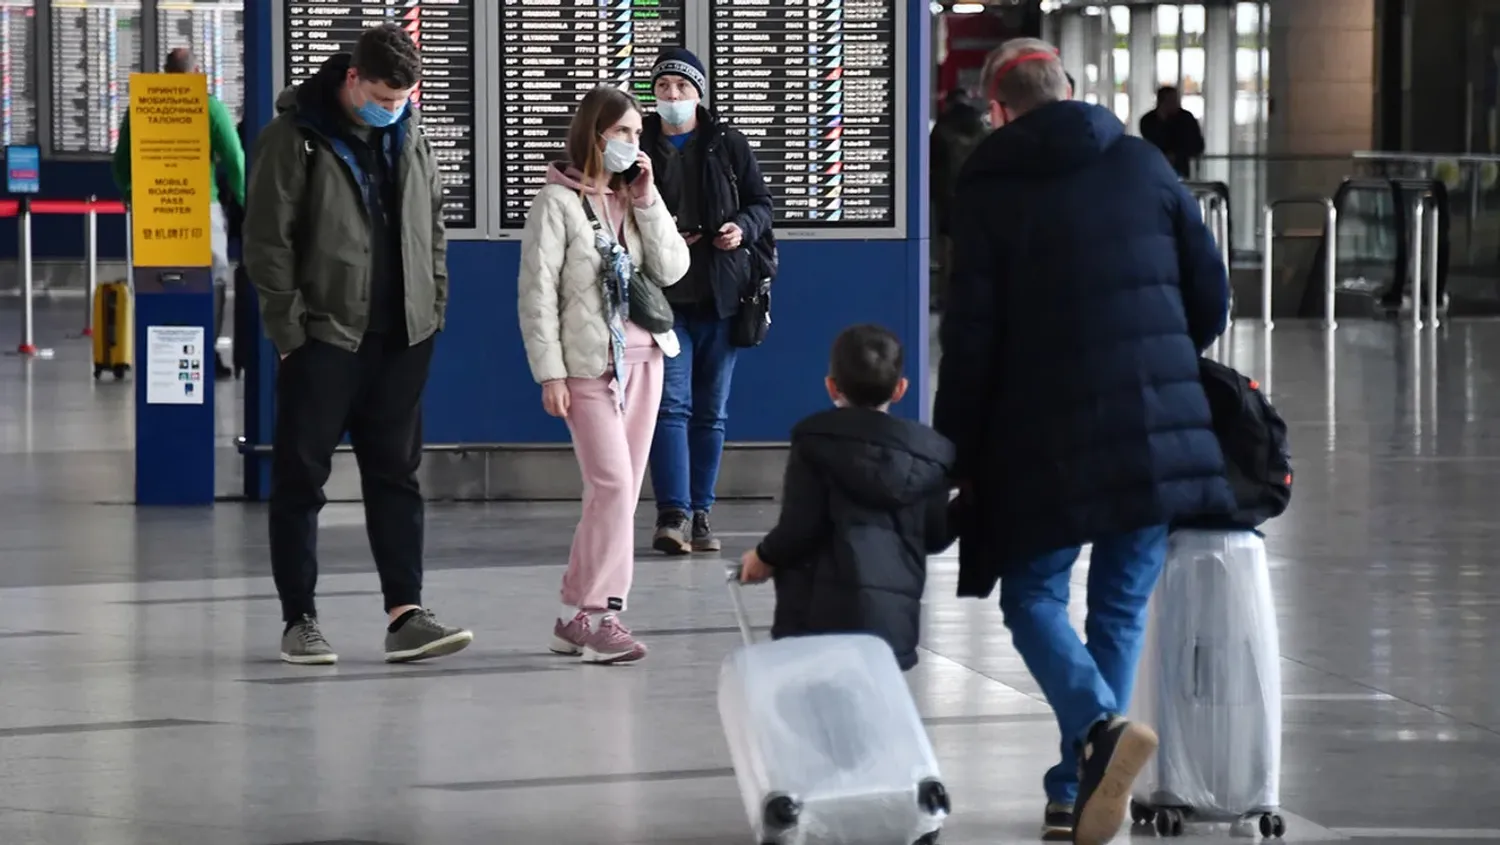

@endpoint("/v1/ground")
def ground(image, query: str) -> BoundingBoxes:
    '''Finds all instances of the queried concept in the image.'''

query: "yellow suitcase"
[92,281,133,380]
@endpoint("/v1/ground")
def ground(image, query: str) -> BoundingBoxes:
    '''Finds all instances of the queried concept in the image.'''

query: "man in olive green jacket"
[243,23,470,667]
[113,47,244,379]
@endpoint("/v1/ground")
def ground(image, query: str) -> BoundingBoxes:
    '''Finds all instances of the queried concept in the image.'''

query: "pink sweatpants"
[560,351,665,611]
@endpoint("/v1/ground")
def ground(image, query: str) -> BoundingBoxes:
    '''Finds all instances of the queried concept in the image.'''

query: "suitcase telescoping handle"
[724,564,758,647]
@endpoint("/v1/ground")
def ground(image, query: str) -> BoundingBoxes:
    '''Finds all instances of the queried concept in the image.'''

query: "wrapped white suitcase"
[719,567,949,845]
[1128,529,1285,839]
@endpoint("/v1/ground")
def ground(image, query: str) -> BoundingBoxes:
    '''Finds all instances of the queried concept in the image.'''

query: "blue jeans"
[649,312,739,514]
[999,525,1169,805]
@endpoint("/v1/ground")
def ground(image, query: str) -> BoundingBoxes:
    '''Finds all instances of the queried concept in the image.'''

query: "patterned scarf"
[590,200,634,409]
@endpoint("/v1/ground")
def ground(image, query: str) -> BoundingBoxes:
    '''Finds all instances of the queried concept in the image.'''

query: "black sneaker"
[1041,801,1073,841]
[652,510,691,555]
[1073,716,1158,845]
[691,510,721,553]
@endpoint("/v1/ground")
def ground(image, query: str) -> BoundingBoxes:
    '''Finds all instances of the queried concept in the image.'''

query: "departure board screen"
[157,0,245,121]
[498,0,685,229]
[283,0,478,230]
[710,0,899,228]
[0,2,36,147]
[50,0,142,155]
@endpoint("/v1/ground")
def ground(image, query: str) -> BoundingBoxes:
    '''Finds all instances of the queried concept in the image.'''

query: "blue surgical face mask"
[657,98,698,127]
[355,89,406,128]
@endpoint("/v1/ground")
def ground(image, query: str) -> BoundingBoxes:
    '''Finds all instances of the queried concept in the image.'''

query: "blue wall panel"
[231,0,931,496]
[0,161,125,260]
[422,240,529,443]
[423,238,930,445]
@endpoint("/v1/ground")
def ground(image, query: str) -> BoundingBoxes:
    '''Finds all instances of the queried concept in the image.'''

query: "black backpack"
[1186,358,1293,530]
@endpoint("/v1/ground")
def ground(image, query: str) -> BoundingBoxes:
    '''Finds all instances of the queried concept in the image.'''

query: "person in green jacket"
[242,23,468,668]
[111,47,245,379]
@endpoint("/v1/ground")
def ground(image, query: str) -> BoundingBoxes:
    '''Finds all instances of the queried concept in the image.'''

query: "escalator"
[1292,177,1459,319]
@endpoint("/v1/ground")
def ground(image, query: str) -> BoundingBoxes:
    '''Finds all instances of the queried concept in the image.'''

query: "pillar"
[1202,3,1235,188]
[1128,5,1156,134]
[1058,12,1086,97]
[1267,0,1377,203]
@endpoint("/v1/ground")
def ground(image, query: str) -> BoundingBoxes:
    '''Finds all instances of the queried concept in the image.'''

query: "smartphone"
[621,162,642,184]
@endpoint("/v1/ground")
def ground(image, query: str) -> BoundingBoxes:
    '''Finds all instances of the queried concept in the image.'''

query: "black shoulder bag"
[726,166,778,349]
[579,196,676,334]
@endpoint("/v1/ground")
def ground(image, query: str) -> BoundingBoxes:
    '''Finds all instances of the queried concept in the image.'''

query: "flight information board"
[50,0,142,154]
[283,0,478,230]
[498,0,685,229]
[156,0,245,121]
[710,0,899,229]
[0,1,37,147]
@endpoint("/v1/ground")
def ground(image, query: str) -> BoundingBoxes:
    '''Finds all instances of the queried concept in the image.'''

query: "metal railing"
[1196,154,1352,258]
[2,196,130,359]
[1308,176,1447,326]
[1184,180,1232,270]
[1262,196,1338,330]
[1352,152,1499,278]
[1182,180,1234,359]
[1396,179,1443,330]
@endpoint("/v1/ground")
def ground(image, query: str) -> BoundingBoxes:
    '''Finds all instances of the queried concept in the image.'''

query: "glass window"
[1155,4,1179,91]
[1235,0,1260,35]
[1181,4,1207,34]
[1110,6,1131,122]
[1233,2,1266,144]
[1155,5,1179,43]
[1230,2,1269,256]
[1084,62,1100,106]
[1180,4,1205,118]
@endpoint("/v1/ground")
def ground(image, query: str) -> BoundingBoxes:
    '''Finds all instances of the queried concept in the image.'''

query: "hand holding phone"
[625,151,655,202]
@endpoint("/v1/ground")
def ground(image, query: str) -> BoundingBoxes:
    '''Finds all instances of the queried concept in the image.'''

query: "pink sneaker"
[582,616,647,664]
[549,611,591,656]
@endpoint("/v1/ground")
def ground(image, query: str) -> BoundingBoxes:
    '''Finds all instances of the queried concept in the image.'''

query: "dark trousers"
[269,334,434,623]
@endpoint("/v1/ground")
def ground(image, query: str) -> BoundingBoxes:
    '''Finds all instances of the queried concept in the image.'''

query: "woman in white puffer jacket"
[518,85,690,664]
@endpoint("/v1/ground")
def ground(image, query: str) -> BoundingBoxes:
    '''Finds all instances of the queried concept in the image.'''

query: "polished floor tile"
[0,304,1498,843]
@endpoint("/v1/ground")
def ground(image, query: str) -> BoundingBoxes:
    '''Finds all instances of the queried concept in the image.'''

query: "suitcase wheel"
[914,833,941,845]
[92,365,102,380]
[112,364,130,381]
[1130,799,1155,826]
[761,794,800,832]
[1257,812,1286,839]
[1153,807,1186,837]
[918,778,951,816]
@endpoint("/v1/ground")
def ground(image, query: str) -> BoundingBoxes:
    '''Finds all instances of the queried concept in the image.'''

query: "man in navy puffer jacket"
[933,39,1235,845]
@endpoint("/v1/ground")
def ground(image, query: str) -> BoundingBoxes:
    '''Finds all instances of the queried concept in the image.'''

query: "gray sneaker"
[691,510,721,553]
[652,510,692,555]
[280,615,338,665]
[384,609,474,663]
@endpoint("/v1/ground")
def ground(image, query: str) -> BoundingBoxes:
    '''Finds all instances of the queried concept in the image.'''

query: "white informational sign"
[145,325,207,405]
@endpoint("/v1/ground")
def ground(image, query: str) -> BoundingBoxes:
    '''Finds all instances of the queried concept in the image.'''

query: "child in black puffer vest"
[738,324,956,669]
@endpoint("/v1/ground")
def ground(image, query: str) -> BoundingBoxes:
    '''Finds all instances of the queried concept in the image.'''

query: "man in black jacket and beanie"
[934,39,1234,845]
[641,47,775,556]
